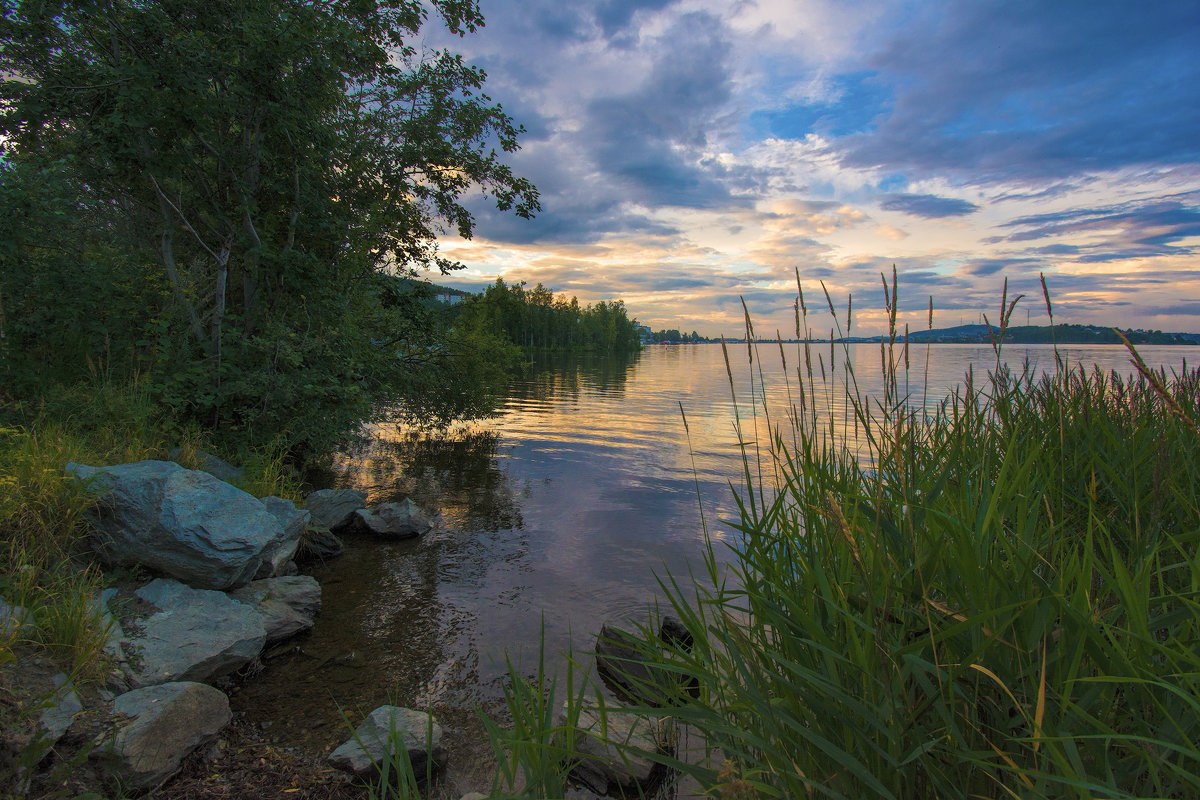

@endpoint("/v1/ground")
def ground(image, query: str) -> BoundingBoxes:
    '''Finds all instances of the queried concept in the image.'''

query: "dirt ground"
[0,644,365,800]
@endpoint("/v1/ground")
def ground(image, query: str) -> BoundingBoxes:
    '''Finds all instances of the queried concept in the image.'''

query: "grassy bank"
[0,377,300,682]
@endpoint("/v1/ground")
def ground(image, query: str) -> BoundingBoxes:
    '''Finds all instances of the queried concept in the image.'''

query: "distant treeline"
[647,329,714,343]
[902,323,1198,345]
[1002,324,1193,345]
[455,279,642,353]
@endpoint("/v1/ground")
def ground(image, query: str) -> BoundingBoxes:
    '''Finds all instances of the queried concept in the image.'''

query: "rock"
[95,682,231,788]
[66,460,286,590]
[0,597,35,638]
[39,674,83,743]
[167,448,244,483]
[328,706,445,781]
[304,489,367,531]
[90,588,134,688]
[567,703,674,797]
[352,499,433,539]
[125,579,266,687]
[230,575,321,618]
[230,576,321,644]
[297,526,345,560]
[658,615,693,651]
[459,794,488,800]
[595,621,696,706]
[1,672,85,793]
[256,497,309,578]
[261,496,310,541]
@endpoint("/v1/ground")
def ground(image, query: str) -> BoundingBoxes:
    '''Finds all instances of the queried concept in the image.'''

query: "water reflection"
[343,430,524,533]
[507,348,641,405]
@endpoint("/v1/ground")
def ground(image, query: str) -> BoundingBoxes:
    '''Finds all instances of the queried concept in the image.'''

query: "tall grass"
[622,278,1200,798]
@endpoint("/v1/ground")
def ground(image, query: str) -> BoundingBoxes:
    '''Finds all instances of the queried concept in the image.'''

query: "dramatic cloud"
[427,0,1200,336]
[838,1,1200,180]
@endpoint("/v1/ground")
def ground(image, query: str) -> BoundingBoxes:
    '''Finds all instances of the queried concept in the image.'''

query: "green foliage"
[0,158,168,397]
[1,0,538,452]
[630,283,1200,798]
[998,323,1191,344]
[457,278,642,354]
[367,276,520,430]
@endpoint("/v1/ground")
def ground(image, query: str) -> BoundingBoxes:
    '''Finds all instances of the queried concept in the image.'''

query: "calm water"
[232,342,1199,793]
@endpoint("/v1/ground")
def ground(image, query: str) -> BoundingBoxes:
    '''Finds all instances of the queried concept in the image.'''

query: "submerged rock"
[304,489,368,532]
[328,706,445,781]
[567,703,675,797]
[658,615,694,650]
[595,618,697,706]
[352,499,433,539]
[66,460,285,590]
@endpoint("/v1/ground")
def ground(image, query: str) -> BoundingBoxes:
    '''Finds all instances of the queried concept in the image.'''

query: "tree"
[1,0,538,451]
[456,278,642,354]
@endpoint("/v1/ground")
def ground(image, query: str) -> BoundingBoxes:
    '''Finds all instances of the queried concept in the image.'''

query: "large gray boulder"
[352,499,433,539]
[230,575,321,644]
[124,579,266,687]
[567,704,674,796]
[66,460,286,590]
[328,706,445,781]
[304,489,367,531]
[95,682,230,789]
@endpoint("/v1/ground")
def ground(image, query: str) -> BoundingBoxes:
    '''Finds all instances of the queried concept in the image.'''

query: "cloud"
[746,70,892,139]
[879,193,979,218]
[997,198,1200,260]
[961,258,1037,278]
[832,1,1200,181]
[580,12,739,208]
[1154,301,1200,317]
[460,6,752,246]
[593,0,679,37]
[428,0,1200,335]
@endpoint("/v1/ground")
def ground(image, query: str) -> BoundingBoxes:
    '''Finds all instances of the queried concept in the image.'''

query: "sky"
[422,0,1200,338]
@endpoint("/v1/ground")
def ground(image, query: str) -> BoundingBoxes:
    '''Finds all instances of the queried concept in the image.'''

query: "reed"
[613,279,1200,798]
[481,628,596,798]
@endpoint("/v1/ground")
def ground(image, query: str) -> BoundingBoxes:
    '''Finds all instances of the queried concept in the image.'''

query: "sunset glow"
[427,0,1200,337]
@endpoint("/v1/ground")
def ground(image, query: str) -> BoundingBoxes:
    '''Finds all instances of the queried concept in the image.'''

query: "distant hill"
[899,324,1197,345]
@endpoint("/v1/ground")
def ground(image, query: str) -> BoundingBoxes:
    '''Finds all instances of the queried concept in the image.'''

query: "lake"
[231,341,1200,793]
